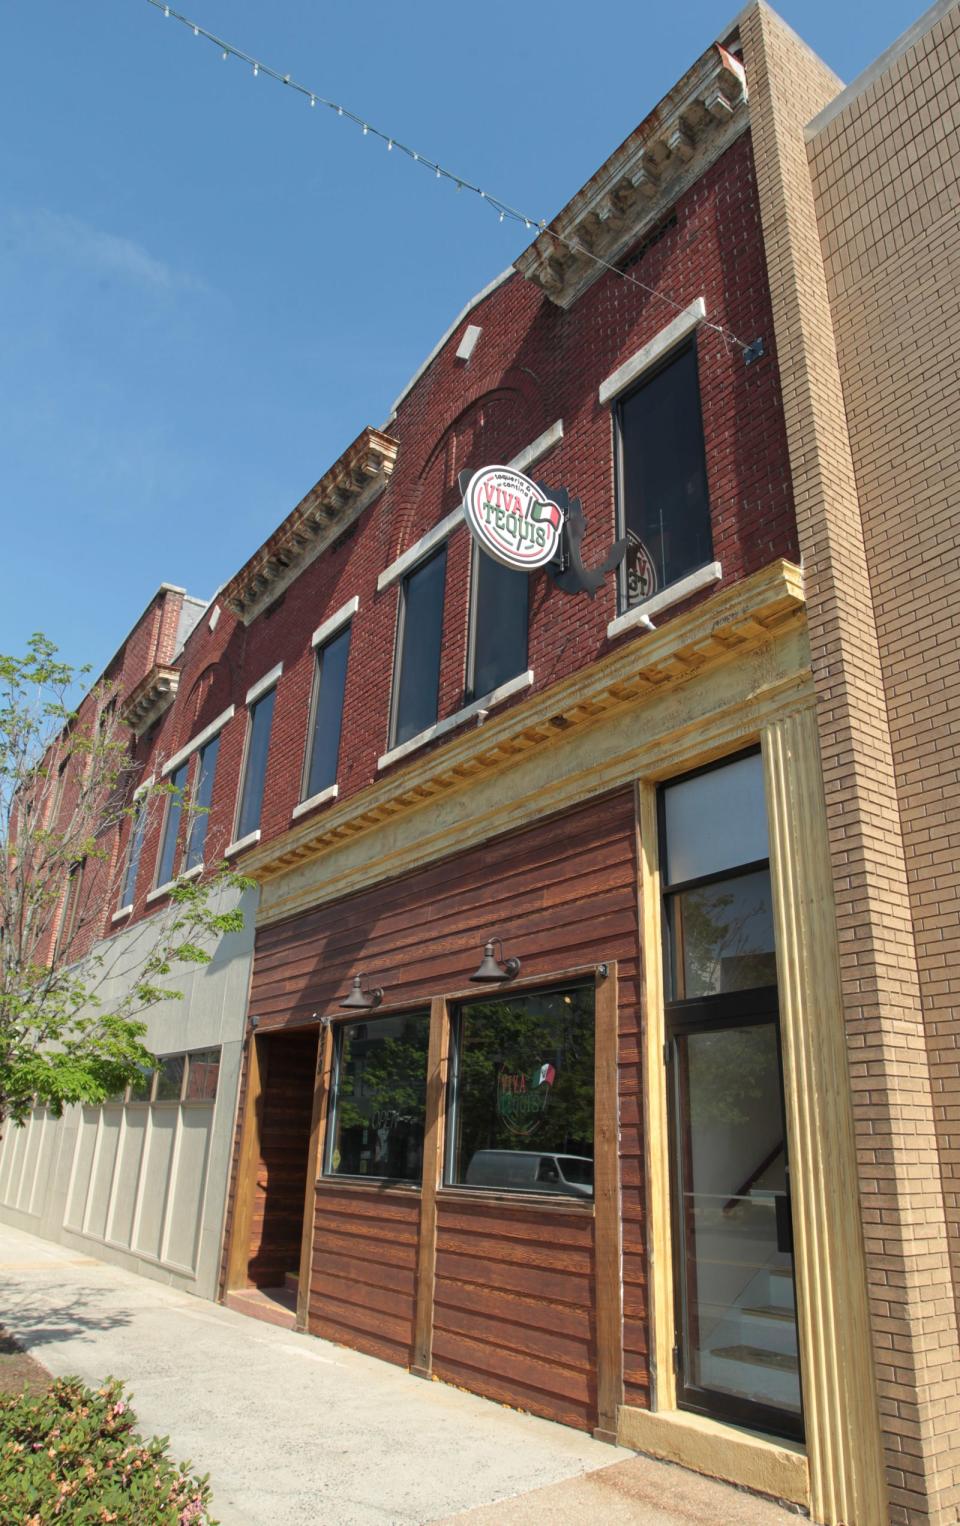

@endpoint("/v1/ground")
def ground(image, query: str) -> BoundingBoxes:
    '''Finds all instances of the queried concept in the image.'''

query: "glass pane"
[121,800,147,906]
[674,1021,800,1420]
[671,869,777,999]
[664,753,768,885]
[185,735,219,869]
[155,1055,185,1102]
[620,343,711,605]
[129,1066,155,1104]
[394,547,446,746]
[184,1049,220,1102]
[237,687,276,839]
[156,763,188,887]
[448,986,594,1198]
[306,624,351,799]
[327,1012,430,1182]
[472,549,528,699]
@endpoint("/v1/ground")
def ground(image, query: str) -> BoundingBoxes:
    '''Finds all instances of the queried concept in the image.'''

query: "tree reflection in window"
[672,869,778,998]
[326,1012,430,1183]
[447,986,594,1194]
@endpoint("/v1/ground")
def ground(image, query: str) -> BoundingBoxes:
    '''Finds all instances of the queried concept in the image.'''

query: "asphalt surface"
[0,1223,796,1524]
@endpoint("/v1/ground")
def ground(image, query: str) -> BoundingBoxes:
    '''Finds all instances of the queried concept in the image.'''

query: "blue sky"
[2,0,922,678]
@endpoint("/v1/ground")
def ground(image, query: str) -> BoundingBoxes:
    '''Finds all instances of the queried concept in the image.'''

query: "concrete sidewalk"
[0,1223,796,1524]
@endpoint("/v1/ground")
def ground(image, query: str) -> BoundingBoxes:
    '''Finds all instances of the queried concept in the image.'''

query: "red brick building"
[7,4,960,1520]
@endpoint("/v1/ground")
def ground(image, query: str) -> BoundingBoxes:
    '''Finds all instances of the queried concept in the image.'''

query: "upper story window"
[236,682,277,840]
[120,796,148,908]
[185,735,220,870]
[391,545,446,748]
[467,545,529,703]
[616,341,712,611]
[156,761,188,888]
[304,623,351,801]
[56,857,86,958]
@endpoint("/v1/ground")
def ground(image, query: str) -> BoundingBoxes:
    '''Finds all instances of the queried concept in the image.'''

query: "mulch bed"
[0,1327,50,1397]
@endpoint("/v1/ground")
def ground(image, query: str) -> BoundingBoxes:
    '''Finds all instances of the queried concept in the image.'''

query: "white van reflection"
[464,1150,594,1198]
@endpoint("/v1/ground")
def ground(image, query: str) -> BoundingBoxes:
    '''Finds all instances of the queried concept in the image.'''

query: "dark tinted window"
[237,687,276,839]
[155,1055,185,1102]
[470,549,528,700]
[156,763,188,887]
[305,624,351,799]
[326,1012,431,1182]
[619,342,711,607]
[185,735,219,870]
[185,1049,220,1102]
[393,547,446,746]
[447,986,595,1197]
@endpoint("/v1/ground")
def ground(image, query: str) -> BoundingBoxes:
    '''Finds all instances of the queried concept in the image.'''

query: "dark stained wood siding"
[247,1029,317,1287]
[433,1197,597,1430]
[307,1186,421,1368]
[233,786,648,1421]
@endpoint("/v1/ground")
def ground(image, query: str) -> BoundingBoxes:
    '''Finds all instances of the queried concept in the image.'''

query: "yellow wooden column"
[763,705,886,1526]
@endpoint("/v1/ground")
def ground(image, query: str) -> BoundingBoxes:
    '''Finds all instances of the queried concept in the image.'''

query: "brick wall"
[743,2,960,1519]
[104,127,796,938]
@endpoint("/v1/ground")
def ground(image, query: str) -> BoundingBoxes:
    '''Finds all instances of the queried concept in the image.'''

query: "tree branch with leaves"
[0,634,251,1128]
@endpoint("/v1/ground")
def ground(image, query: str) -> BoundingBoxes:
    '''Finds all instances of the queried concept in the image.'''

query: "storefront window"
[446,985,595,1198]
[325,1012,430,1183]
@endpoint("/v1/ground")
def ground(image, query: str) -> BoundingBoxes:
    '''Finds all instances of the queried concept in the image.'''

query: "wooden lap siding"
[227,786,648,1424]
[308,1186,421,1368]
[433,1198,597,1430]
[247,1029,317,1287]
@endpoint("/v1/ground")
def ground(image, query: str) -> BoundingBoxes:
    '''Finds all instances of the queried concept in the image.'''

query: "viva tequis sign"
[463,465,565,571]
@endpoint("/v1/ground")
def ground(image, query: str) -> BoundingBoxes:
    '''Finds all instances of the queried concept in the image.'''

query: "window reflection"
[672,869,778,998]
[326,1013,430,1182]
[448,986,595,1197]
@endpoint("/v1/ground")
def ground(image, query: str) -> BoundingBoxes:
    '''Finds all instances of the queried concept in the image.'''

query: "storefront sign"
[497,1062,556,1137]
[463,466,565,571]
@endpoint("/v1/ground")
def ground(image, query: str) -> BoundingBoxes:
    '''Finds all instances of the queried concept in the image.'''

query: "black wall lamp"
[339,974,384,1010]
[470,938,521,983]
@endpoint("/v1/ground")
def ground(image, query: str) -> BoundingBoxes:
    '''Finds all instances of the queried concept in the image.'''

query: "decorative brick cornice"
[121,665,180,739]
[245,559,804,895]
[221,427,400,624]
[514,44,748,309]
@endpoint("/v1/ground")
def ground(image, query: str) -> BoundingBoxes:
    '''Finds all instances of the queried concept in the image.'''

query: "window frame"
[322,1009,433,1187]
[301,620,352,805]
[613,337,713,617]
[154,760,189,890]
[464,537,530,707]
[388,544,448,751]
[184,733,221,871]
[234,681,279,843]
[443,978,597,1202]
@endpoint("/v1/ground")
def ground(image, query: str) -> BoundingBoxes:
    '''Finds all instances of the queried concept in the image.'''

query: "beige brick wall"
[742,4,960,1520]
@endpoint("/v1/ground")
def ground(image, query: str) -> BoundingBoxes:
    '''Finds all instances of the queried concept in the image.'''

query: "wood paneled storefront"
[224,787,644,1432]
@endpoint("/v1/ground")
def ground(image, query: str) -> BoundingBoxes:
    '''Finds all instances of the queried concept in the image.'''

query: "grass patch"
[0,1375,216,1523]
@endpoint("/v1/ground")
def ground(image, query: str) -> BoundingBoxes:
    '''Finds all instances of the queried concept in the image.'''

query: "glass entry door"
[658,750,804,1441]
[669,1002,802,1439]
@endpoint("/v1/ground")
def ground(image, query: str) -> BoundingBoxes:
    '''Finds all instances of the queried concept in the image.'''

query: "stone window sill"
[607,561,722,641]
[225,829,261,857]
[292,784,339,822]
[377,670,534,772]
[111,904,134,924]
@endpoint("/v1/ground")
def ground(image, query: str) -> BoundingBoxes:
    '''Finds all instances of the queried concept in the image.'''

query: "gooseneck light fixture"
[339,974,384,1010]
[470,938,521,984]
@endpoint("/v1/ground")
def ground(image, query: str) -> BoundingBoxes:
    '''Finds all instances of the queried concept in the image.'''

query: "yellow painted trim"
[637,782,675,1411]
[762,707,887,1525]
[617,1406,809,1508]
[252,561,809,927]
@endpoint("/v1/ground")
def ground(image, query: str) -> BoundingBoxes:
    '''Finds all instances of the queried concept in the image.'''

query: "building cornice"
[514,44,748,309]
[221,427,400,624]
[121,665,180,739]
[243,560,805,913]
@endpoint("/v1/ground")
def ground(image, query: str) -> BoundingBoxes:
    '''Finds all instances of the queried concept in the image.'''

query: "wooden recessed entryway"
[224,1026,318,1329]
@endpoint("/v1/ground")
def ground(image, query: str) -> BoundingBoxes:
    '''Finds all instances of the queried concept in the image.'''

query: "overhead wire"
[143,0,754,353]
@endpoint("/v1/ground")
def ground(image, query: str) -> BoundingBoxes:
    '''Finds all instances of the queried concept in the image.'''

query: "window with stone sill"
[615,339,713,613]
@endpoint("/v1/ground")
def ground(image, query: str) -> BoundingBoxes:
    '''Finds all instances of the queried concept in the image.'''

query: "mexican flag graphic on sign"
[497,1060,557,1137]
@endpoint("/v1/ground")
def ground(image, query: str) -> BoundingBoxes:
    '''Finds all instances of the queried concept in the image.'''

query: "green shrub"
[0,1376,216,1524]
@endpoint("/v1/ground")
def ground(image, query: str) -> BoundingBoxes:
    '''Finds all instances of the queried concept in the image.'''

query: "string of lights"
[144,0,755,354]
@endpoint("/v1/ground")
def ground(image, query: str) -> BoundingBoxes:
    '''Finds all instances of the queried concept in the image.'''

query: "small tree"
[0,634,251,1128]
